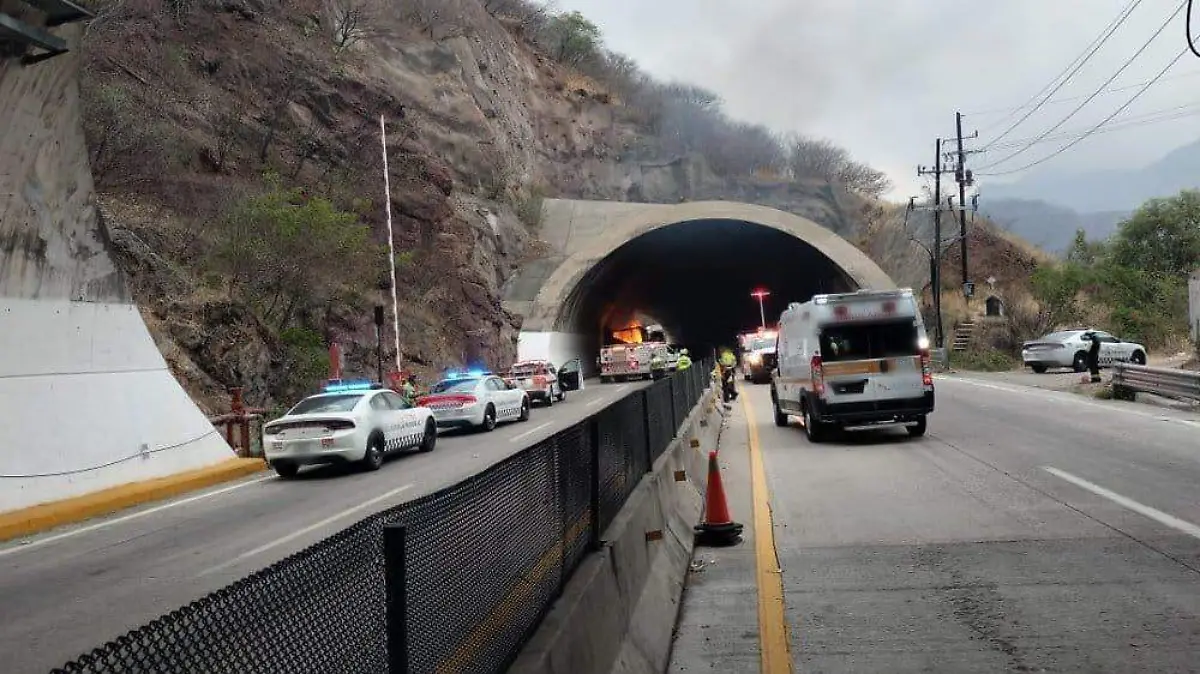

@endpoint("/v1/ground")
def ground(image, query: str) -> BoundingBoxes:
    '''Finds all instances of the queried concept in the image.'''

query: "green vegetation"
[952,346,1016,372]
[1034,189,1199,348]
[207,176,384,394]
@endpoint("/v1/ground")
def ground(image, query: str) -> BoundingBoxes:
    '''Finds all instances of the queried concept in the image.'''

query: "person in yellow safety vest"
[718,347,737,371]
[675,349,693,370]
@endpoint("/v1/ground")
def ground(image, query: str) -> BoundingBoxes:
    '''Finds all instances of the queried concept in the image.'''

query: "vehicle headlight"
[748,353,762,365]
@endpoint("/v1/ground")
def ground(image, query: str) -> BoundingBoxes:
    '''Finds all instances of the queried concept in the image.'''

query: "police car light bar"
[323,378,378,393]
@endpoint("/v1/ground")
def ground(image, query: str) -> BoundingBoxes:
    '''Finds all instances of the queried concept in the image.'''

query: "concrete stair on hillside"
[951,321,977,352]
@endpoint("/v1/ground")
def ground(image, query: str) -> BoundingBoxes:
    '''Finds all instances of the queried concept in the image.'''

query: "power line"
[978,102,1200,151]
[964,69,1200,116]
[977,0,1145,147]
[976,0,1188,171]
[1189,0,1200,57]
[977,46,1190,177]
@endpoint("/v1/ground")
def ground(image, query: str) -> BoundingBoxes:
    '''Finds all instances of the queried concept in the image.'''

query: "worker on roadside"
[675,349,692,371]
[1088,332,1102,383]
[402,374,418,405]
[718,346,737,371]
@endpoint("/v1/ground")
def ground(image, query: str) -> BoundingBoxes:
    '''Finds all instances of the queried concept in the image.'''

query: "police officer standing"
[1087,332,1102,383]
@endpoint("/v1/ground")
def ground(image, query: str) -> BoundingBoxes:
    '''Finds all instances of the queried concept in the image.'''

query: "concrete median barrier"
[509,386,727,674]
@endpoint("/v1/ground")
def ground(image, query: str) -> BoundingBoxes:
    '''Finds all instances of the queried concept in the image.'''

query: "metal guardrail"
[52,360,713,674]
[1112,363,1200,402]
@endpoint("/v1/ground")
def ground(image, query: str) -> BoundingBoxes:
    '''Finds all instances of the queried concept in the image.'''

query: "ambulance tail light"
[810,354,825,396]
[533,375,547,388]
[920,349,933,387]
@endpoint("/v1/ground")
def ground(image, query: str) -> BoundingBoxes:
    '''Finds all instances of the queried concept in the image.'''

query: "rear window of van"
[819,321,920,362]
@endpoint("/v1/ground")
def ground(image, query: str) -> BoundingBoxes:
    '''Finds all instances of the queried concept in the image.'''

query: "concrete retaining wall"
[509,388,727,674]
[0,27,236,514]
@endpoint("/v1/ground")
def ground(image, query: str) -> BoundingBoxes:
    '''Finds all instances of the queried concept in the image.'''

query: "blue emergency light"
[445,368,489,380]
[323,378,377,393]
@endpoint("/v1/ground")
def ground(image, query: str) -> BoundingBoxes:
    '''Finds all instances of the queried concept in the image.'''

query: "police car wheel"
[519,399,530,421]
[273,462,300,479]
[1072,352,1088,372]
[418,418,437,452]
[482,405,497,431]
[361,437,385,471]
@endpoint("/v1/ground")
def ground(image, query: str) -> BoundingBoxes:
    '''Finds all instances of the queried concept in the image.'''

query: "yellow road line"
[740,387,794,674]
[0,458,266,543]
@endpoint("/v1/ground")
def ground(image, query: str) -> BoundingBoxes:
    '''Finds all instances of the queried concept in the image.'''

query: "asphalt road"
[0,378,649,674]
[674,377,1200,672]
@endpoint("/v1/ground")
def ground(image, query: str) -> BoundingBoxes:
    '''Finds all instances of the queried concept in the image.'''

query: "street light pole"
[751,289,770,330]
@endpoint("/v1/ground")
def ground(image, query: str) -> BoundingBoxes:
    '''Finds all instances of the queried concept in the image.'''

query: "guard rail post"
[667,376,678,430]
[384,524,408,674]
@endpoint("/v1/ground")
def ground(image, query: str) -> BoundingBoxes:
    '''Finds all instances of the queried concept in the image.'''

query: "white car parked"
[418,371,530,431]
[1021,329,1148,373]
[263,381,437,478]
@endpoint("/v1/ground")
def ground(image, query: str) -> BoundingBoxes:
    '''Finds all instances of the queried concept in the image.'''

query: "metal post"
[384,524,408,674]
[230,387,245,456]
[955,112,970,295]
[374,305,385,384]
[641,389,653,472]
[587,419,602,551]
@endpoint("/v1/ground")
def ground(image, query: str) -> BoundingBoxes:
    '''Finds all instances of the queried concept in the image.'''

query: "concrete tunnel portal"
[514,200,897,368]
[563,220,857,356]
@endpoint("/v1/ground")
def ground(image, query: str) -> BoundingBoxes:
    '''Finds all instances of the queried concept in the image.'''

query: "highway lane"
[683,379,1200,672]
[0,378,650,674]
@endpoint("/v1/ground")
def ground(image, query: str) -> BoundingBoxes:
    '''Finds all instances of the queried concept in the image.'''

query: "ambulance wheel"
[907,416,927,438]
[600,376,612,384]
[803,406,828,443]
[556,388,566,402]
[544,392,554,407]
[772,399,788,427]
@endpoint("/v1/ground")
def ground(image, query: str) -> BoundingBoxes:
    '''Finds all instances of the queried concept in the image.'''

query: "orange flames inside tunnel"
[610,321,645,344]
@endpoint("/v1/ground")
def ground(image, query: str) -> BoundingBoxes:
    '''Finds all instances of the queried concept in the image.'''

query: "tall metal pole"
[955,112,970,297]
[932,139,944,349]
[380,115,402,375]
[757,295,766,329]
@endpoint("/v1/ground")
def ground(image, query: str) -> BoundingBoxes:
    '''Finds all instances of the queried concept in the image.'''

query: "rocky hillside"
[74,0,1042,411]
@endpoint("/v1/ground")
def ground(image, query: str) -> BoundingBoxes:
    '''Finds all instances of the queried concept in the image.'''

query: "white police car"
[263,379,436,478]
[417,370,530,431]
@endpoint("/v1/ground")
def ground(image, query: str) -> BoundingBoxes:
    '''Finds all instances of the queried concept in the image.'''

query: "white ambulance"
[770,288,934,442]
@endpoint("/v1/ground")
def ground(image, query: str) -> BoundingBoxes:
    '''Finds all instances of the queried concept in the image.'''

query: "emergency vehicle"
[738,327,778,384]
[599,342,656,382]
[770,288,934,442]
[504,359,566,406]
[263,379,437,478]
[417,370,530,432]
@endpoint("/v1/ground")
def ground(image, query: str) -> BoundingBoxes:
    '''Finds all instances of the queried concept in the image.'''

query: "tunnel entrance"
[557,219,861,359]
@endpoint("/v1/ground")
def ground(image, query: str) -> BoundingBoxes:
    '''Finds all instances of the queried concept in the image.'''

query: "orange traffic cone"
[694,451,744,546]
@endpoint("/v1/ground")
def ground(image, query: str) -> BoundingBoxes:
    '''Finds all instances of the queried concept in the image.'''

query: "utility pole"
[917,139,952,350]
[954,112,978,300]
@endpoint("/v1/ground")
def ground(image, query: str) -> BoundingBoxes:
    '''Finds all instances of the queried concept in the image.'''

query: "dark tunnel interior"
[559,219,858,359]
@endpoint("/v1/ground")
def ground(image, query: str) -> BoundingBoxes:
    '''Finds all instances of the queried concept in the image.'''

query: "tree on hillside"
[1108,189,1200,277]
[212,178,382,329]
[542,10,601,65]
[331,0,385,52]
[787,136,891,197]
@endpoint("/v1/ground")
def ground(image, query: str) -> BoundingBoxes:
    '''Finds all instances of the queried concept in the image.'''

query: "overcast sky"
[555,0,1200,201]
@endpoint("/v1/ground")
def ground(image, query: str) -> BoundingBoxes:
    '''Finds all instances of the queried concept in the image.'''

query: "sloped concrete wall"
[0,26,235,514]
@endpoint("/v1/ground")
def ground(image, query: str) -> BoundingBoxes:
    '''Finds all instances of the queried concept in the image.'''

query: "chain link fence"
[53,360,712,674]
